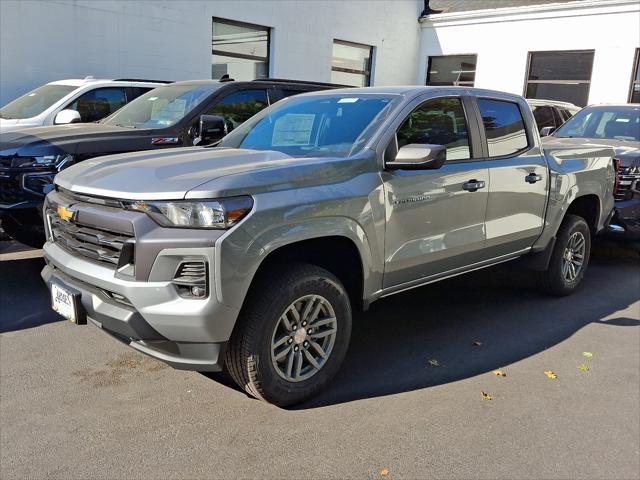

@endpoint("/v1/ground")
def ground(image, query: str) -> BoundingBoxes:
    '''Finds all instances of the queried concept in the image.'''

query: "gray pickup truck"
[41,87,615,406]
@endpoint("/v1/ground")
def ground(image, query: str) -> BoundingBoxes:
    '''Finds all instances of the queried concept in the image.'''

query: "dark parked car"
[542,104,640,236]
[527,99,580,134]
[0,78,343,246]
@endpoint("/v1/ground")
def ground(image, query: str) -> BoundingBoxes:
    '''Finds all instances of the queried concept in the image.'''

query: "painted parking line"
[0,249,44,262]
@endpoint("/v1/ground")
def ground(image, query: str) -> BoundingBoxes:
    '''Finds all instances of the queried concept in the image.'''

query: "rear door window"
[67,87,127,122]
[206,89,269,131]
[478,99,529,157]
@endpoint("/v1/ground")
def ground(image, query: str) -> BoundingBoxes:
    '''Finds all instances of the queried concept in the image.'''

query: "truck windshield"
[554,105,640,142]
[0,84,76,119]
[218,93,398,158]
[102,83,221,129]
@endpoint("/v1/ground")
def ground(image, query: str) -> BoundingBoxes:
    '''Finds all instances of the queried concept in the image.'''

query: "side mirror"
[386,144,447,170]
[198,115,228,144]
[540,126,556,137]
[54,109,82,125]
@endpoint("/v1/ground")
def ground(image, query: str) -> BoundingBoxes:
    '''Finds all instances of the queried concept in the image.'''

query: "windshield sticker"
[272,114,315,146]
[337,98,359,104]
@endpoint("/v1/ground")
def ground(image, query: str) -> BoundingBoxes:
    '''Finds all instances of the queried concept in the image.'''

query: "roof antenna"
[83,75,94,80]
[420,0,443,18]
[219,74,234,82]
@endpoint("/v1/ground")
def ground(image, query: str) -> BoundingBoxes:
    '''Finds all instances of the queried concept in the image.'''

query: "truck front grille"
[615,166,640,201]
[48,210,134,268]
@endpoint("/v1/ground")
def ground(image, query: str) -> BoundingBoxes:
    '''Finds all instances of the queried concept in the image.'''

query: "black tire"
[540,214,591,296]
[225,263,352,407]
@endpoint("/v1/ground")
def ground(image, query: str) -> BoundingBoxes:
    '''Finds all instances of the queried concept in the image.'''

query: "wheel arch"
[244,234,367,313]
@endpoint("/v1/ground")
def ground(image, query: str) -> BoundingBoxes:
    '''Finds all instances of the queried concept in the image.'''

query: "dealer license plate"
[51,283,78,323]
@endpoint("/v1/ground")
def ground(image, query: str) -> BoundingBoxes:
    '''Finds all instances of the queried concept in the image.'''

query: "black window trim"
[472,96,534,161]
[331,39,374,87]
[212,17,271,77]
[629,48,640,103]
[426,53,478,87]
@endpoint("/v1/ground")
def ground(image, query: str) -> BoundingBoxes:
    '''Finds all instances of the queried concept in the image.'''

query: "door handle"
[525,173,543,184]
[462,179,486,192]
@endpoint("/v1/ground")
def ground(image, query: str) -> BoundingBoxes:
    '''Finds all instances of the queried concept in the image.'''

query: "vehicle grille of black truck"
[615,166,640,201]
[48,210,134,268]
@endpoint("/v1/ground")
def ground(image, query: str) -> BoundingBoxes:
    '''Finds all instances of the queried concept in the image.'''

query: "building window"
[212,18,269,81]
[331,40,373,87]
[629,48,640,103]
[525,50,594,107]
[426,55,477,87]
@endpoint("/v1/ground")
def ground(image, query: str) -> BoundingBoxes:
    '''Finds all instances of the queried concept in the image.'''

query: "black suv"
[0,78,342,246]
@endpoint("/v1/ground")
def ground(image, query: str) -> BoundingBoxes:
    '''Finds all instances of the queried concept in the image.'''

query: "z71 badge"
[151,137,179,145]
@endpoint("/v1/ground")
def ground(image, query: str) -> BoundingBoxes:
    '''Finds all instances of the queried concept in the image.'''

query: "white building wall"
[0,0,422,104]
[418,0,640,105]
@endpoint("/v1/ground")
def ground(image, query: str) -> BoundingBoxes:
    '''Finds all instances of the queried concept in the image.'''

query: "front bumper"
[610,197,640,236]
[40,189,244,371]
[41,244,236,371]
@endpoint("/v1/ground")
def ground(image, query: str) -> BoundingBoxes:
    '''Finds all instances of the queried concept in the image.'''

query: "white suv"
[0,77,168,133]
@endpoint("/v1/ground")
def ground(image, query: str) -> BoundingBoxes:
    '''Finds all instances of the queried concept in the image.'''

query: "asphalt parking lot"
[1,238,639,479]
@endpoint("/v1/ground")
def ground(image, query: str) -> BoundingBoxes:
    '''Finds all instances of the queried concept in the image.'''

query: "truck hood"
[55,147,304,200]
[542,136,640,167]
[0,123,143,156]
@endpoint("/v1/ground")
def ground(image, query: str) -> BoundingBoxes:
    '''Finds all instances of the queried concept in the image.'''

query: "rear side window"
[532,106,555,130]
[396,97,471,161]
[478,99,529,157]
[67,87,127,122]
[128,87,154,101]
[206,89,268,131]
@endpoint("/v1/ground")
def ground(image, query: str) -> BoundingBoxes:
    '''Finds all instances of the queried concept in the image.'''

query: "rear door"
[475,97,548,256]
[381,94,490,288]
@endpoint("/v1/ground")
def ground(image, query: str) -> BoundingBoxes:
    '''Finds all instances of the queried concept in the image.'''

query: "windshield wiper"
[113,123,137,129]
[0,114,10,119]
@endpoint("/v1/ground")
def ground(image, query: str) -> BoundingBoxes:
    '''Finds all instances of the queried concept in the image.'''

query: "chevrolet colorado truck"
[41,87,615,406]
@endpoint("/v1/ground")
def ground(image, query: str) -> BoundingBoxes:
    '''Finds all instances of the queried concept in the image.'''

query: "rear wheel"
[540,214,591,296]
[225,263,352,406]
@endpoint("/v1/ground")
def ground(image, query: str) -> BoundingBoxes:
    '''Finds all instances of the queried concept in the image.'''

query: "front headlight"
[124,196,253,229]
[11,154,74,169]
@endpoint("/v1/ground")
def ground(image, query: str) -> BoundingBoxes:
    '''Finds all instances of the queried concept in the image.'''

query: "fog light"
[172,260,208,298]
[191,286,205,297]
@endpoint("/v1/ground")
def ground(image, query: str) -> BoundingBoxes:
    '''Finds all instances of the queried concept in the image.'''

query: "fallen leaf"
[579,363,590,372]
[380,468,390,477]
[481,390,493,400]
[493,369,506,377]
[427,359,441,367]
[582,352,593,358]
[544,370,557,379]
[473,341,483,347]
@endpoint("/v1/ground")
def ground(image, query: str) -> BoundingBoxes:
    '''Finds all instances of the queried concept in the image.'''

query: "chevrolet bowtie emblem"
[57,205,75,222]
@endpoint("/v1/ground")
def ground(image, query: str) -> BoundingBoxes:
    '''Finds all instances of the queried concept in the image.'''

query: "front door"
[382,96,489,289]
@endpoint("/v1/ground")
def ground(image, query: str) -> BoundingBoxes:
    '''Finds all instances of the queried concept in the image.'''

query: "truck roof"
[301,85,528,102]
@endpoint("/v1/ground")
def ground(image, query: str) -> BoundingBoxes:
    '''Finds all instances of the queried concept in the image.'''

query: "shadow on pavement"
[0,258,61,333]
[296,239,639,409]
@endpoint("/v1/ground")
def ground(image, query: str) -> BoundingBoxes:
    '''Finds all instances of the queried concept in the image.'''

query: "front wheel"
[540,214,591,296]
[225,263,352,406]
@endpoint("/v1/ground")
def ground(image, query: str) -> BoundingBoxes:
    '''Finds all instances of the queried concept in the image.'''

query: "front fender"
[213,175,386,311]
